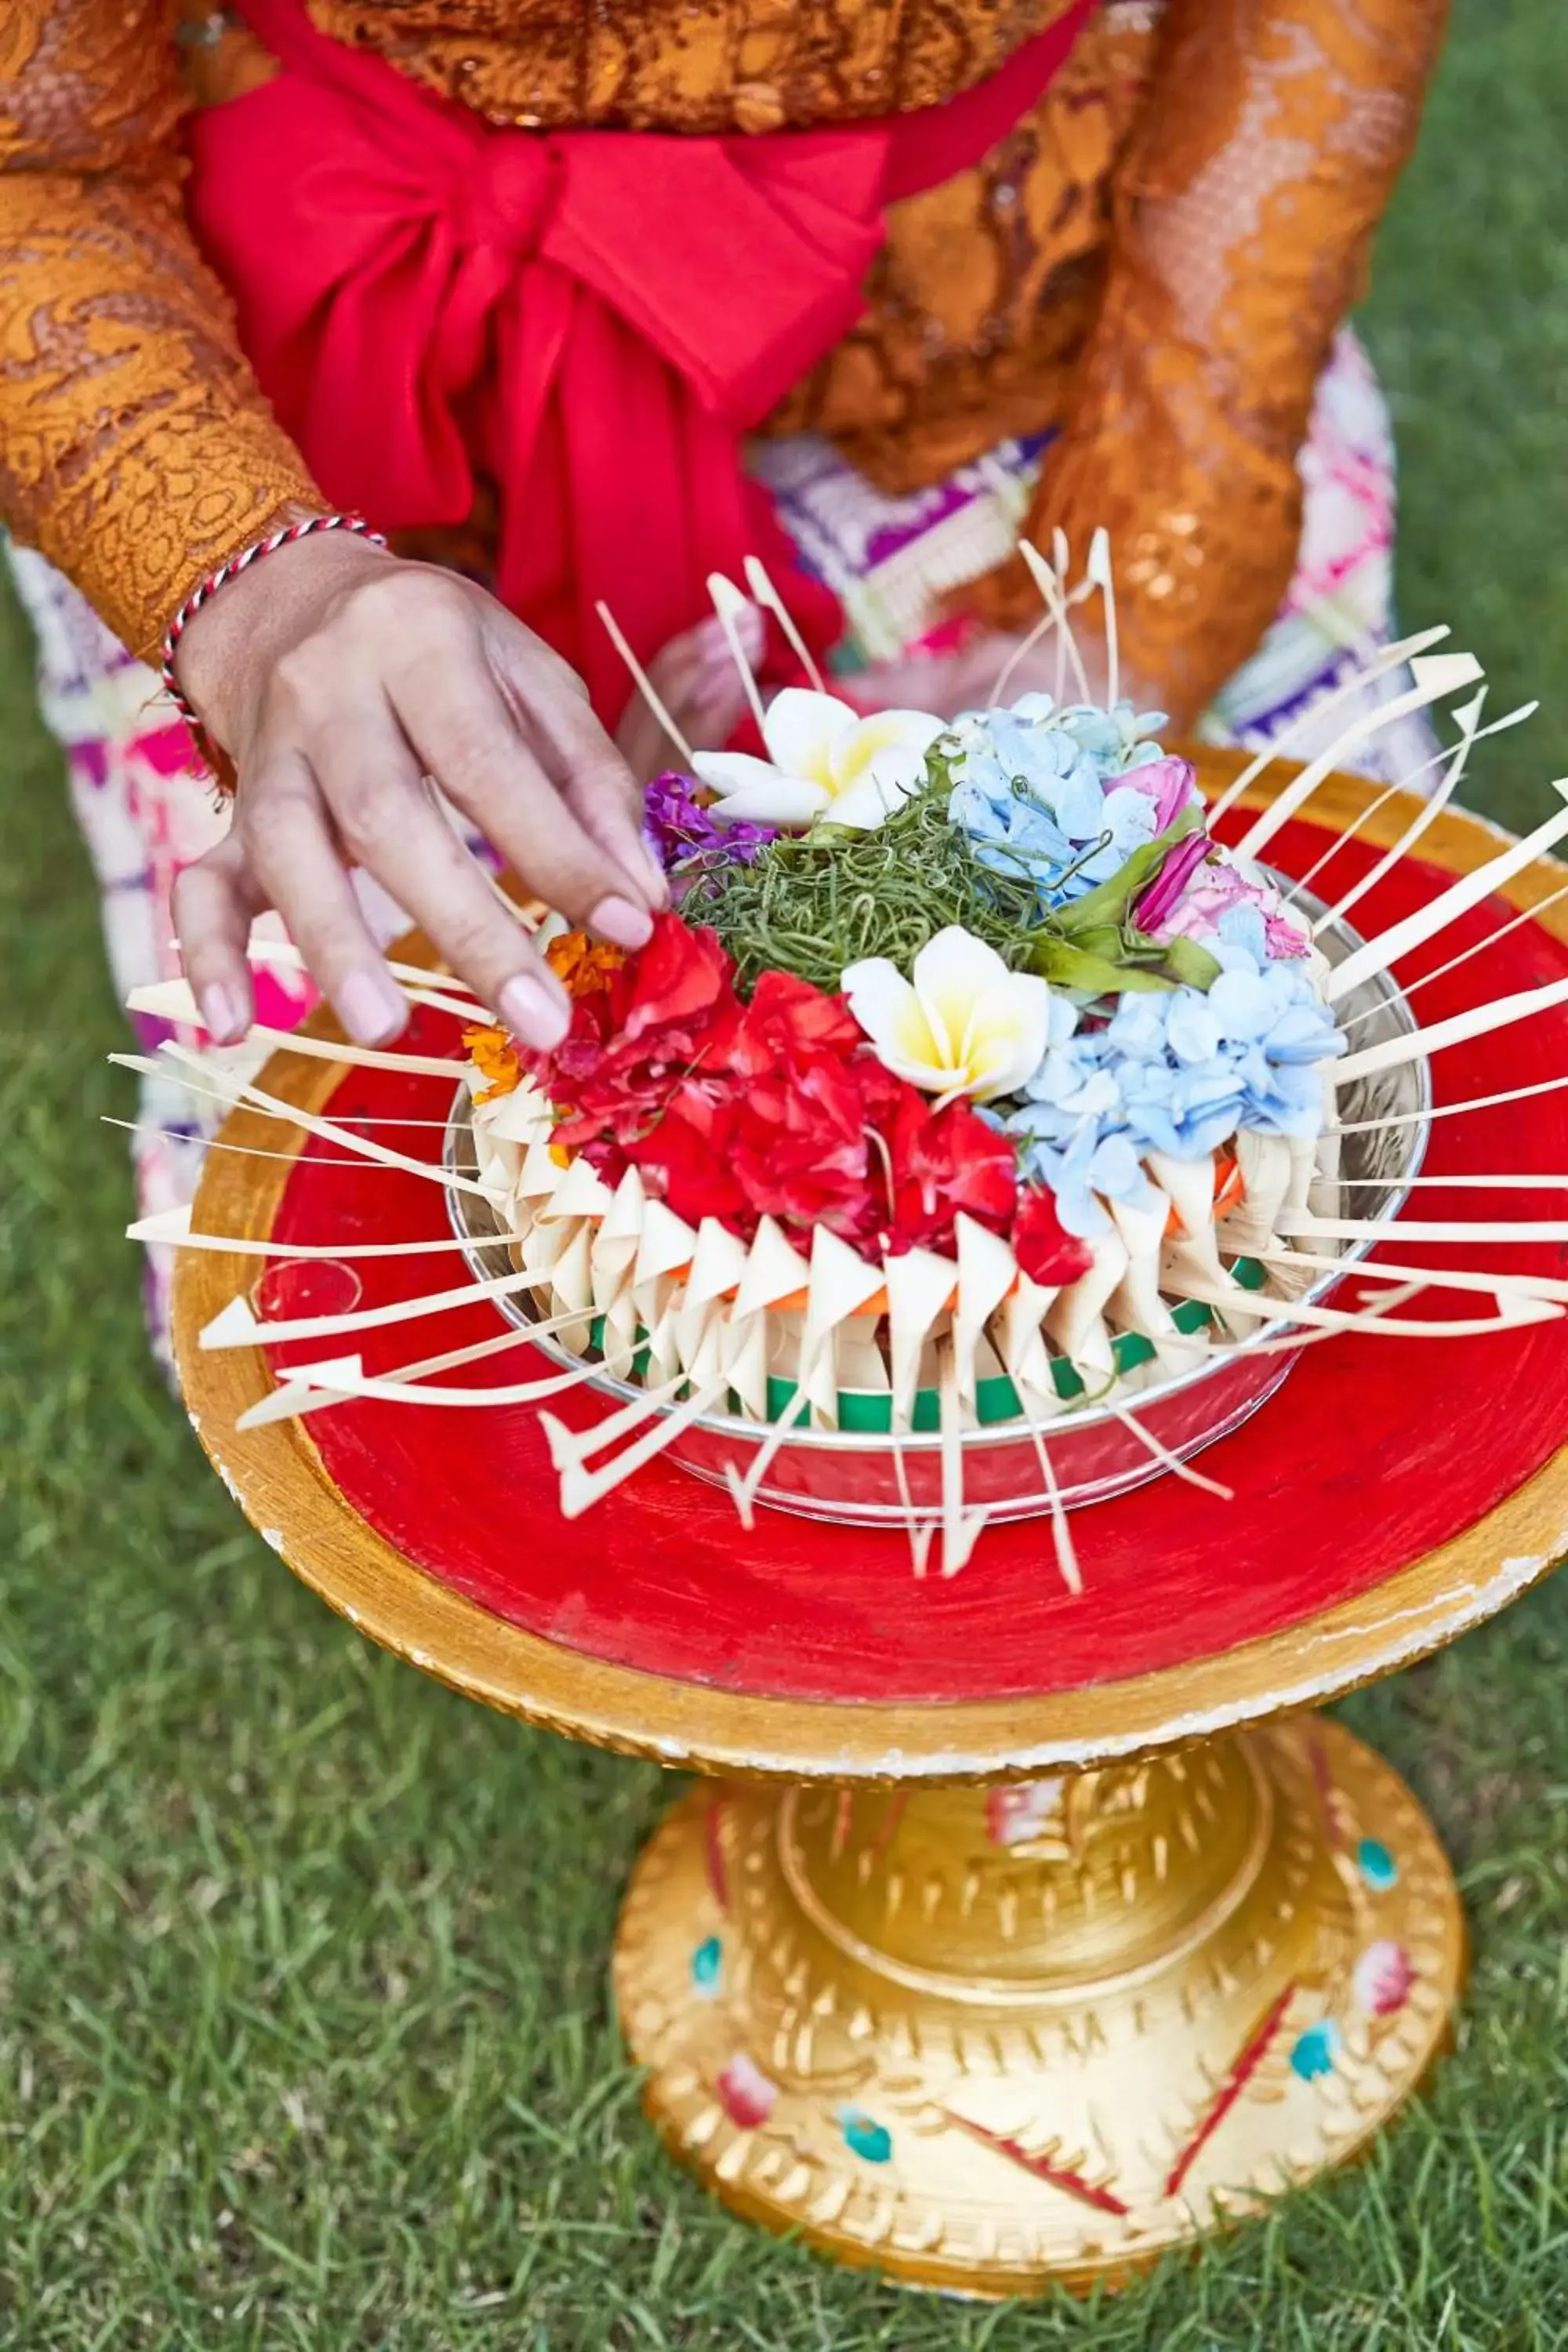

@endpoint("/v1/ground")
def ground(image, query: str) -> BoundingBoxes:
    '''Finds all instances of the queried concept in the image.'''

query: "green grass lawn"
[2,2,1566,2342]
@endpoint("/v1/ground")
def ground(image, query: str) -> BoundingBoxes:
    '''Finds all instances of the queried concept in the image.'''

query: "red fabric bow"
[188,0,1093,719]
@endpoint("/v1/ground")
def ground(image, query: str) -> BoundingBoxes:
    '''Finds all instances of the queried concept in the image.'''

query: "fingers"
[203,563,704,1052]
[172,835,263,1044]
[521,664,669,905]
[238,750,412,1046]
[385,611,660,938]
[299,713,573,1047]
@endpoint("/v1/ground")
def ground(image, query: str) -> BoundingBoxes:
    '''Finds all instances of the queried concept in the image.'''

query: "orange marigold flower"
[463,1023,522,1104]
[546,927,626,997]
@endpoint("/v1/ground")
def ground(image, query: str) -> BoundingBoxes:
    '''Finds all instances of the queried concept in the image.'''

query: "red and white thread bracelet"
[158,512,388,735]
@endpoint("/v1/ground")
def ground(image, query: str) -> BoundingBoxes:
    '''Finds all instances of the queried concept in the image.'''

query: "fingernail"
[499,971,570,1051]
[200,982,246,1044]
[339,968,408,1046]
[589,893,655,950]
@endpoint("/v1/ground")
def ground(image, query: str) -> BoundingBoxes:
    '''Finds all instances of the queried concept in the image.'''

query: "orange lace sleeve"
[967,0,1450,724]
[0,0,323,660]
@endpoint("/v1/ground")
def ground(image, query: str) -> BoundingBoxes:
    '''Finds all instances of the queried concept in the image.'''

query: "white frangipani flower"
[842,927,1052,1110]
[693,688,946,833]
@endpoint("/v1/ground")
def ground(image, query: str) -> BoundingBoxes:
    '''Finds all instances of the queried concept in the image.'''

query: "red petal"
[1013,1188,1094,1286]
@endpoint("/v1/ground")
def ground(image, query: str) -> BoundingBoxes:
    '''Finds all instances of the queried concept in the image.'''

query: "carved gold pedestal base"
[613,1719,1463,2296]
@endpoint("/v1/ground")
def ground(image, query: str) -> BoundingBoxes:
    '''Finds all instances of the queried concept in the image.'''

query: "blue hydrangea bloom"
[945,694,1171,913]
[1116,1057,1250,1161]
[1049,698,1168,774]
[1004,1107,1165,1240]
[991,942,1344,1224]
[1015,994,1123,1133]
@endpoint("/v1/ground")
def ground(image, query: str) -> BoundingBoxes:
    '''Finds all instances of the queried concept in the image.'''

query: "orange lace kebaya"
[0,0,1446,721]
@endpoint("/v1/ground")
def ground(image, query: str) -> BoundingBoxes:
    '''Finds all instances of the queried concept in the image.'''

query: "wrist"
[168,519,391,753]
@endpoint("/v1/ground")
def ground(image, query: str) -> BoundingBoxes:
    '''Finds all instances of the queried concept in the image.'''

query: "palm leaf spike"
[1324,788,1568,1003]
[989,604,1054,708]
[552,1371,736,1515]
[936,1339,989,1578]
[1232,653,1486,865]
[1203,624,1454,824]
[1338,877,1568,1032]
[705,570,769,736]
[126,1205,533,1264]
[1102,1397,1235,1501]
[1329,1069,1568,1135]
[105,1116,434,1172]
[594,596,695,763]
[127,981,460,1078]
[880,1408,936,1578]
[1312,694,1537,937]
[154,1043,497,1199]
[243,931,489,1001]
[1254,1247,1568,1308]
[1333,974,1568,1083]
[1282,694,1535,920]
[1086,526,1118,710]
[1051,526,1072,702]
[234,1336,648,1423]
[1016,1399,1081,1594]
[1018,539,1093,703]
[237,1313,601,1432]
[742,553,827,694]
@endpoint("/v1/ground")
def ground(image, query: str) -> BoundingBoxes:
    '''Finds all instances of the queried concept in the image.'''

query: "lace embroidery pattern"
[765,7,1160,481]
[299,0,1093,132]
[1,0,322,656]
[968,0,1450,719]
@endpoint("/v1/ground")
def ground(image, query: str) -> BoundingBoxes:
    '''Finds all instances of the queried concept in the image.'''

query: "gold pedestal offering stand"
[172,769,1568,2298]
[615,1715,1457,2296]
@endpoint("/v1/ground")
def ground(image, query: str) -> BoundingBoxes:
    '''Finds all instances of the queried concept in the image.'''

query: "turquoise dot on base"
[691,1935,723,1994]
[1289,2020,1341,2082]
[837,2107,893,2164]
[1357,1837,1399,1891]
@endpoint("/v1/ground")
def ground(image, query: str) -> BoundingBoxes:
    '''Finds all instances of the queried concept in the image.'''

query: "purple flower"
[643,771,777,889]
[1133,829,1213,935]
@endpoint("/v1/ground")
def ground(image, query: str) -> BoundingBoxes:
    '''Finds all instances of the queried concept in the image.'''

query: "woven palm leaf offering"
[131,539,1568,1583]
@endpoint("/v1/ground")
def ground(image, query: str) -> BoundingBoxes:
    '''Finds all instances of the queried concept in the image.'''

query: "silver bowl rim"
[442,885,1431,1456]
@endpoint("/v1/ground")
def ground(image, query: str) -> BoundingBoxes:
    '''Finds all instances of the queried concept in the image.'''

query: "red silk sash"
[188,0,1095,718]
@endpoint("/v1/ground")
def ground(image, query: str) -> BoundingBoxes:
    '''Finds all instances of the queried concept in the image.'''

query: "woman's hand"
[170,534,666,1051]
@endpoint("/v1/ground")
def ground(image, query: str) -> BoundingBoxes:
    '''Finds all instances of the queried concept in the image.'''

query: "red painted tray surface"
[263,818,1568,1705]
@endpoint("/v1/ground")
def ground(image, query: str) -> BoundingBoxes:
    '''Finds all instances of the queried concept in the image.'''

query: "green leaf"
[1032,941,1176,996]
[1054,920,1126,964]
[1157,933,1224,992]
[1051,808,1205,938]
